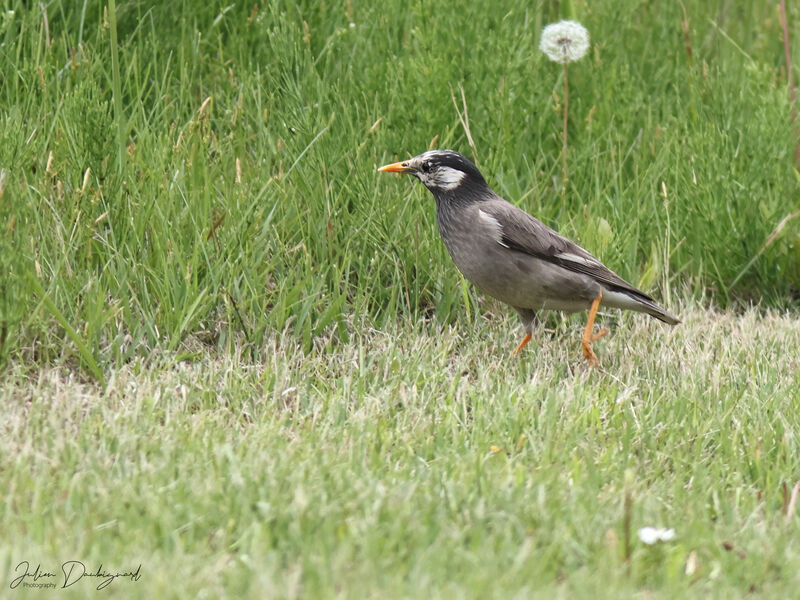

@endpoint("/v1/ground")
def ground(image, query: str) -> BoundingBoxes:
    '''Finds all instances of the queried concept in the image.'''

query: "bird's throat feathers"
[430,177,494,208]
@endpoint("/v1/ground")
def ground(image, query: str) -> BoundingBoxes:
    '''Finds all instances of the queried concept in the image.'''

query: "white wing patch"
[433,166,466,190]
[477,209,510,248]
[555,252,601,268]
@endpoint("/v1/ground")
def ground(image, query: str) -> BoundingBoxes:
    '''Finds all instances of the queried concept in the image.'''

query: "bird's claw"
[582,341,600,366]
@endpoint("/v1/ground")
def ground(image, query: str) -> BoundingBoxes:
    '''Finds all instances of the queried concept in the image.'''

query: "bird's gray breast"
[435,202,516,295]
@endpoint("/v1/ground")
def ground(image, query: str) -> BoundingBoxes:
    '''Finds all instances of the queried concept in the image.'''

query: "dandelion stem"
[779,0,799,164]
[562,61,569,194]
[108,0,124,174]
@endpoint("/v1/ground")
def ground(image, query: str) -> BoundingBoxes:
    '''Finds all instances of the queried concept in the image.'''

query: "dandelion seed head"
[638,527,676,545]
[540,20,590,64]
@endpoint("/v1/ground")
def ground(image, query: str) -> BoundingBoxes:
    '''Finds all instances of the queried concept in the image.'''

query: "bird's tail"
[602,288,680,325]
[642,302,680,325]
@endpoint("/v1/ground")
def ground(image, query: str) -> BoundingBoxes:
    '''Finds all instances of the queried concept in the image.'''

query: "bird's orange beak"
[377,160,412,173]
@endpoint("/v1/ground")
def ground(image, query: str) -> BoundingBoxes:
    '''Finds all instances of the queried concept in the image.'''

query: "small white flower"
[540,20,590,64]
[638,527,676,545]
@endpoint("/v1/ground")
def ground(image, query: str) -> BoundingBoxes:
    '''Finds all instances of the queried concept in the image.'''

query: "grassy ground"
[2,0,800,597]
[2,303,800,598]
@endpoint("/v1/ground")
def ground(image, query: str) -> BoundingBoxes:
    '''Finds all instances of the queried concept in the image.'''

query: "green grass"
[1,0,799,370]
[2,303,800,598]
[2,0,800,597]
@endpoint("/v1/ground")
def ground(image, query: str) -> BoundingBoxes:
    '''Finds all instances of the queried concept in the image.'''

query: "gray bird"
[378,150,679,365]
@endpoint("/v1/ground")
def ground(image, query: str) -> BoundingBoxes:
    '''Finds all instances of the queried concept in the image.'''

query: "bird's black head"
[378,150,489,197]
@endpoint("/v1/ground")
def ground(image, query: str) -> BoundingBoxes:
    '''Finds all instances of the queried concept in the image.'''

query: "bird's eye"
[422,161,433,173]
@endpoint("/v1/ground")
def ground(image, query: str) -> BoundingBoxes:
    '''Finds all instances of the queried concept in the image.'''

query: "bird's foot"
[581,328,608,366]
[581,293,607,367]
[582,339,600,366]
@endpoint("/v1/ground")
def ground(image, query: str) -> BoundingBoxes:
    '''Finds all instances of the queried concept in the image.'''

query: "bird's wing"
[480,199,653,299]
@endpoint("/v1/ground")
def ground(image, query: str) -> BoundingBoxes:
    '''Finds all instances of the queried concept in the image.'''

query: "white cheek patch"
[432,166,466,190]
[478,209,509,248]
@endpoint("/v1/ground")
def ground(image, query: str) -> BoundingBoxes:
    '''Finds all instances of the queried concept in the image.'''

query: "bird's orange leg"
[513,333,532,355]
[582,292,609,366]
